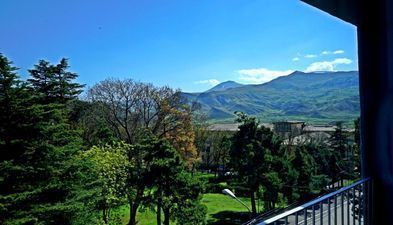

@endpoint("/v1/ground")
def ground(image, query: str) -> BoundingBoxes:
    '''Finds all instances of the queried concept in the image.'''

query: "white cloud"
[321,50,345,55]
[292,57,300,61]
[332,58,352,64]
[237,68,294,84]
[195,79,220,86]
[306,62,335,72]
[305,54,317,58]
[305,58,353,72]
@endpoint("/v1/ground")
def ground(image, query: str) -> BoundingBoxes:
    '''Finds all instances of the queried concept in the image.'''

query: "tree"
[164,104,199,168]
[69,100,117,147]
[173,200,207,225]
[171,172,206,225]
[293,146,312,200]
[213,134,231,175]
[79,142,130,224]
[125,139,150,225]
[192,102,210,165]
[0,55,49,223]
[198,130,231,174]
[0,53,30,161]
[329,122,352,182]
[0,101,87,224]
[89,79,174,142]
[28,58,84,104]
[88,79,199,166]
[279,155,299,204]
[229,112,280,214]
[0,54,90,224]
[143,138,206,225]
[291,144,325,201]
[258,126,283,211]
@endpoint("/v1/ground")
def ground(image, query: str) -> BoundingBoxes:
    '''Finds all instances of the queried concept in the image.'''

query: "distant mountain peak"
[221,80,238,84]
[290,70,305,75]
[206,80,244,92]
[182,71,360,122]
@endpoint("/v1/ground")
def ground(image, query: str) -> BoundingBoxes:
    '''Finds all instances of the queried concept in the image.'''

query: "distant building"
[208,123,240,132]
[303,125,336,133]
[207,121,353,147]
[303,125,354,134]
[282,132,331,146]
[208,123,273,131]
[273,121,305,139]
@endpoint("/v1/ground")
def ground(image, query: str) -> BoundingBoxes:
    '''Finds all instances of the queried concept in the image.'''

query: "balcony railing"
[245,177,371,225]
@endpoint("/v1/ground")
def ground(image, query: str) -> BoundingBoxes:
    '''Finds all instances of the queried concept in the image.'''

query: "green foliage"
[28,58,84,104]
[142,138,206,225]
[328,121,354,181]
[0,54,90,225]
[174,200,207,225]
[230,112,264,191]
[229,112,282,213]
[226,112,361,211]
[68,100,117,147]
[0,53,30,160]
[292,145,318,199]
[79,142,130,224]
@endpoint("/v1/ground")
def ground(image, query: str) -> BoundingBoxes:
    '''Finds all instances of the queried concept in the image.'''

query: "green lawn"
[117,193,258,225]
[117,205,157,225]
[202,193,256,225]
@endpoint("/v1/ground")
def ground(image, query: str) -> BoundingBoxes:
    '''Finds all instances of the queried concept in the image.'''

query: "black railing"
[245,177,371,225]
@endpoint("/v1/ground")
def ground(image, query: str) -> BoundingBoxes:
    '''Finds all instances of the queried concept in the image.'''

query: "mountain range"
[182,71,360,123]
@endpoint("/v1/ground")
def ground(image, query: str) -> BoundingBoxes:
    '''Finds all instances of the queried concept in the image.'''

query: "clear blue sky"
[0,0,358,92]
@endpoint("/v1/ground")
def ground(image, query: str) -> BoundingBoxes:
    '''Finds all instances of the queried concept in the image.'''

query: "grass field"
[118,193,258,225]
[202,193,255,225]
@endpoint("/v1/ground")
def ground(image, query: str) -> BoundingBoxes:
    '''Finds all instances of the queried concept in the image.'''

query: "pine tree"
[328,121,351,182]
[0,53,30,160]
[229,112,281,214]
[27,59,54,103]
[144,138,206,225]
[52,58,84,103]
[0,54,90,224]
[28,58,84,104]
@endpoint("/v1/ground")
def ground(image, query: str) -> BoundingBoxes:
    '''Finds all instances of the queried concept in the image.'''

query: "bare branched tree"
[88,78,142,143]
[88,79,198,162]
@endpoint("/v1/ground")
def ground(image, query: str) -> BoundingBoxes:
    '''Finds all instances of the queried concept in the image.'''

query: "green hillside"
[183,71,360,123]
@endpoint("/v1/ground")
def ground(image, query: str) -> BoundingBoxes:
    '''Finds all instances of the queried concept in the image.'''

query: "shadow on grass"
[207,211,251,225]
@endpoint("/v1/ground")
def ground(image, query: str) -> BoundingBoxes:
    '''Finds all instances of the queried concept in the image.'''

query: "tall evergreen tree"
[27,59,54,102]
[28,58,84,104]
[0,55,90,224]
[52,58,84,103]
[229,112,280,214]
[0,54,30,160]
[144,138,206,225]
[328,122,351,182]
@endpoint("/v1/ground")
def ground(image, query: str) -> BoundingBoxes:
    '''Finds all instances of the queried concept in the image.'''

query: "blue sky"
[0,0,357,92]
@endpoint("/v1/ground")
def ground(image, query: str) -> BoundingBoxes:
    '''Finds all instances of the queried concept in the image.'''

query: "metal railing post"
[328,197,331,225]
[253,178,371,225]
